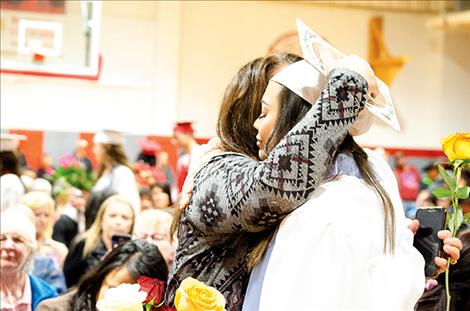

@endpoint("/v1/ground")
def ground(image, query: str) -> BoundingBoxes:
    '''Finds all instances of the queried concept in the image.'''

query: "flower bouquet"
[52,153,94,197]
[96,276,226,311]
[56,153,94,190]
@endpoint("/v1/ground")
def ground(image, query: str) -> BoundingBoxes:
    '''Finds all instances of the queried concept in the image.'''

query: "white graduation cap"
[93,129,125,145]
[295,18,401,133]
[0,133,27,152]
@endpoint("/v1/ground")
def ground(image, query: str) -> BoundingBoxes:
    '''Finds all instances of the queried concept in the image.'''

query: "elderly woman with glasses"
[133,209,175,270]
[1,208,58,310]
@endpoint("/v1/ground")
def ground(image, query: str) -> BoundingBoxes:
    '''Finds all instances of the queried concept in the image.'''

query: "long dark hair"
[216,53,303,159]
[172,53,303,237]
[96,144,130,180]
[73,240,168,311]
[0,151,20,176]
[248,87,396,269]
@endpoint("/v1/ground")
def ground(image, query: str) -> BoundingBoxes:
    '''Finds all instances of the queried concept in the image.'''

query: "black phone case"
[111,234,132,248]
[413,208,447,278]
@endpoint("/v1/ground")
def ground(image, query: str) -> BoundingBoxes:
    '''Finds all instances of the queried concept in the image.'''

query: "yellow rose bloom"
[175,277,226,311]
[441,132,470,161]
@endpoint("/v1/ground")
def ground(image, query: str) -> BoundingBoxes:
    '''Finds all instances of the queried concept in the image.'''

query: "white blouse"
[93,165,140,214]
[247,150,425,311]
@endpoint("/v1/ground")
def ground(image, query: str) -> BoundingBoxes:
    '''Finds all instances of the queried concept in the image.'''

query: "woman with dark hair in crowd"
[37,240,168,311]
[63,195,135,287]
[150,182,173,210]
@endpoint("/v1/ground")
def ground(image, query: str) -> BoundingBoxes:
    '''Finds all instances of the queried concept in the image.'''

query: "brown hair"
[171,53,302,238]
[96,144,130,180]
[216,53,303,158]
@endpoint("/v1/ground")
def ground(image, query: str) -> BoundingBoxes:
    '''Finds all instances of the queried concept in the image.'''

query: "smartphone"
[413,207,447,278]
[111,233,132,249]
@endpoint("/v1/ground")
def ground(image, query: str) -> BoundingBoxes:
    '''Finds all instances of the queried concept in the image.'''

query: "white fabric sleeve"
[112,166,141,214]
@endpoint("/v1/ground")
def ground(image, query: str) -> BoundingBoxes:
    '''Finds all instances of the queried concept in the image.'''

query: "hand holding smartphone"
[413,207,447,278]
[111,233,132,249]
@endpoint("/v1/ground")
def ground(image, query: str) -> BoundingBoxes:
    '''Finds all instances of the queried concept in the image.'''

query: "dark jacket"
[166,69,368,310]
[52,215,78,248]
[63,239,107,287]
[30,274,58,310]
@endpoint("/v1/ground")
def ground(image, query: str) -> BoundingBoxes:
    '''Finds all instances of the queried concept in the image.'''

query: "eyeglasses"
[134,233,167,242]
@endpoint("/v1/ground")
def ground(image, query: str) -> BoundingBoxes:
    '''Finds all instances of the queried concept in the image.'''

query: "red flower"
[137,276,165,305]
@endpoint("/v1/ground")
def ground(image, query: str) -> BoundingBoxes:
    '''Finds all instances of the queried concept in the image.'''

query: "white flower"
[96,283,147,311]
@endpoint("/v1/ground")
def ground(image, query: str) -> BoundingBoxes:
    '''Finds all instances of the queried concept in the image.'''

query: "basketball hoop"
[17,19,63,59]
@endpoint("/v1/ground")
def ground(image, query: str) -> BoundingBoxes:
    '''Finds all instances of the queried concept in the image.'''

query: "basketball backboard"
[0,0,102,80]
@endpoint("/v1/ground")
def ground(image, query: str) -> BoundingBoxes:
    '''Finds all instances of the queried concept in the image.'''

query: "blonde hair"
[20,191,55,239]
[81,195,135,258]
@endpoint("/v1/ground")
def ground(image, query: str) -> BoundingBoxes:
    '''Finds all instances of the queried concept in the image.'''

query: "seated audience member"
[138,187,154,211]
[134,209,175,270]
[30,178,53,195]
[1,208,58,309]
[20,191,68,294]
[416,189,438,208]
[394,152,421,218]
[150,182,173,210]
[53,188,86,248]
[420,162,440,190]
[37,240,168,311]
[1,134,26,211]
[36,154,55,180]
[63,195,135,287]
[20,192,68,265]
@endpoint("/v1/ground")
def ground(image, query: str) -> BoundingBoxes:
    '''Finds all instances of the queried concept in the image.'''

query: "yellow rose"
[441,132,470,161]
[174,277,226,311]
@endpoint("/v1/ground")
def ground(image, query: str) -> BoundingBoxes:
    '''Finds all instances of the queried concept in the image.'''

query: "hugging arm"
[187,68,368,234]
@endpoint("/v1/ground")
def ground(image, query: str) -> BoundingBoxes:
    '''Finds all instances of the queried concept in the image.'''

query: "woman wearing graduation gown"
[243,59,462,310]
[167,53,376,310]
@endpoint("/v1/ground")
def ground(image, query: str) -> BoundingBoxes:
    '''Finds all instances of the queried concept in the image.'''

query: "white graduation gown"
[252,150,425,311]
[93,165,140,213]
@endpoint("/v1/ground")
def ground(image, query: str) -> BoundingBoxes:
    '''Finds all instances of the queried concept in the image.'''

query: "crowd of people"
[1,49,468,311]
[0,124,198,310]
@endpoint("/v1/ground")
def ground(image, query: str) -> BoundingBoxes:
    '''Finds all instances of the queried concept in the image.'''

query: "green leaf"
[455,186,470,199]
[448,208,464,234]
[464,212,470,224]
[432,187,452,199]
[437,164,456,190]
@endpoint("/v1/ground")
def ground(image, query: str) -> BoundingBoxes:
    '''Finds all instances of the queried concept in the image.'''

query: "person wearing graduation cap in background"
[172,122,202,194]
[1,133,27,211]
[84,130,140,228]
